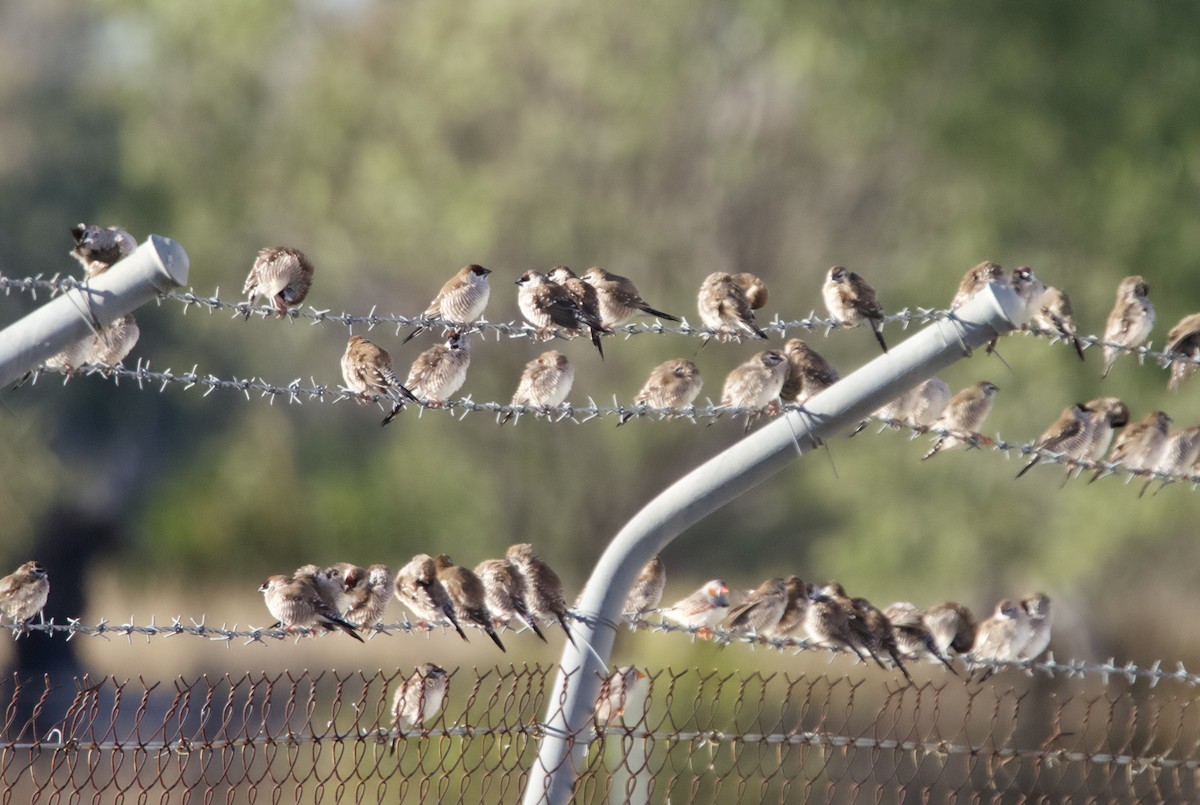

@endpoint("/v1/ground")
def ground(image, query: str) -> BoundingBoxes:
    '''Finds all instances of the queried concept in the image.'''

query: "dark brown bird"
[723,577,788,635]
[402,263,492,344]
[474,557,547,642]
[243,246,314,318]
[259,575,363,641]
[803,582,870,663]
[1164,312,1200,390]
[1015,402,1091,479]
[433,554,505,651]
[823,266,887,352]
[393,554,468,641]
[0,561,49,624]
[580,266,680,327]
[549,266,612,358]
[340,335,420,424]
[70,223,135,277]
[1032,286,1085,360]
[884,602,958,675]
[780,338,839,403]
[623,556,666,615]
[506,543,574,644]
[516,269,608,358]
[764,576,808,638]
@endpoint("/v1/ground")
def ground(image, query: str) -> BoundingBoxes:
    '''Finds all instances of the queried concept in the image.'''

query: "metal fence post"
[0,235,189,388]
[521,280,1028,805]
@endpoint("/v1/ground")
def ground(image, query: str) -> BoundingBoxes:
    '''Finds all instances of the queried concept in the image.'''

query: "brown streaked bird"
[1015,403,1091,479]
[1091,410,1172,482]
[1019,593,1053,661]
[580,266,680,328]
[733,273,769,311]
[402,264,492,344]
[474,558,546,642]
[923,601,978,656]
[400,329,470,411]
[1144,425,1200,496]
[499,350,574,426]
[594,666,649,727]
[855,377,951,436]
[293,564,344,615]
[391,663,449,744]
[1032,286,1085,360]
[660,580,730,631]
[258,575,363,641]
[697,272,767,341]
[1080,397,1131,465]
[950,261,1006,310]
[803,583,870,663]
[780,338,839,403]
[619,358,703,425]
[969,599,1032,680]
[884,602,958,675]
[623,556,666,615]
[1009,266,1047,325]
[0,561,49,624]
[44,314,140,376]
[340,335,420,424]
[1163,312,1200,391]
[823,266,887,352]
[505,543,574,644]
[548,265,611,358]
[243,246,314,319]
[515,269,606,357]
[342,564,393,629]
[719,350,788,431]
[433,554,505,651]
[1101,276,1155,378]
[922,381,1000,460]
[70,223,135,277]
[393,554,468,641]
[723,577,788,635]
[836,587,910,680]
[764,576,809,639]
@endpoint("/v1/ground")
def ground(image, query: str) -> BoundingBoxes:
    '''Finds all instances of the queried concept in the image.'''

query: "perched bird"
[506,543,574,644]
[515,269,607,357]
[818,582,904,677]
[764,576,809,638]
[619,358,703,425]
[341,564,393,629]
[340,335,420,425]
[969,599,1032,680]
[780,338,839,403]
[723,577,788,635]
[0,561,49,624]
[44,314,140,376]
[474,558,546,642]
[696,272,767,341]
[259,575,363,641]
[822,266,887,352]
[70,223,135,277]
[1101,276,1155,378]
[803,583,870,663]
[733,273,769,310]
[624,556,666,615]
[293,564,344,615]
[393,554,468,641]
[594,666,648,727]
[1080,397,1131,465]
[950,261,1006,310]
[659,580,730,630]
[922,381,1000,460]
[1032,286,1085,360]
[402,264,492,344]
[548,266,611,358]
[1144,425,1200,495]
[580,266,680,328]
[1015,403,1091,479]
[854,377,951,436]
[401,329,471,409]
[1019,593,1053,661]
[1091,410,1172,482]
[1009,266,1047,324]
[923,601,978,656]
[320,562,365,614]
[432,554,505,651]
[243,246,314,318]
[391,663,449,740]
[719,350,788,430]
[884,602,958,674]
[1163,312,1200,391]
[499,350,574,425]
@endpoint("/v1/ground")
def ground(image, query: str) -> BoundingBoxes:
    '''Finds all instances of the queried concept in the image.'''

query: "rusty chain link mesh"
[0,662,1196,803]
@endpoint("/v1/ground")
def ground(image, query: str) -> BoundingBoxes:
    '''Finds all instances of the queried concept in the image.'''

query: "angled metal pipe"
[521,281,1027,805]
[0,236,189,388]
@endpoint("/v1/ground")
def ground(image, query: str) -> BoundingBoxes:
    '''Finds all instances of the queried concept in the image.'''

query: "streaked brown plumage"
[44,314,140,376]
[243,246,314,318]
[803,582,869,663]
[402,329,470,409]
[780,338,839,402]
[697,272,767,341]
[922,381,1000,460]
[516,269,606,357]
[1164,312,1200,390]
[580,266,679,327]
[823,266,887,352]
[499,350,574,425]
[624,556,666,615]
[950,261,1006,310]
[259,574,362,641]
[293,563,343,615]
[506,543,574,644]
[660,580,730,630]
[341,564,393,629]
[723,577,788,635]
[884,602,958,674]
[474,557,546,642]
[1015,403,1091,479]
[733,273,769,310]
[393,554,468,641]
[340,336,419,425]
[0,561,49,623]
[391,663,448,741]
[1092,409,1172,482]
[1101,276,1154,378]
[549,266,611,358]
[402,264,492,344]
[1144,425,1200,495]
[764,576,808,638]
[923,601,978,656]
[1032,286,1085,360]
[70,223,135,277]
[433,554,505,651]
[620,358,704,425]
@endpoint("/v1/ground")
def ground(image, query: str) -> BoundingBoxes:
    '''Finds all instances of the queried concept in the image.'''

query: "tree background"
[1,1,1198,686]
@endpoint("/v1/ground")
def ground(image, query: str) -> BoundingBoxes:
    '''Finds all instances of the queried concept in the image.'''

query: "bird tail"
[639,304,680,322]
[445,610,469,642]
[920,442,942,461]
[1071,337,1085,361]
[329,615,364,643]
[590,328,605,360]
[515,609,548,643]
[484,622,507,652]
[401,326,425,345]
[557,612,577,646]
[870,320,888,353]
[1014,456,1040,479]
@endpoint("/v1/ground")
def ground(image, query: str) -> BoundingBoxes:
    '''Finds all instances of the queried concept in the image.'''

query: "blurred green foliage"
[2,0,1200,671]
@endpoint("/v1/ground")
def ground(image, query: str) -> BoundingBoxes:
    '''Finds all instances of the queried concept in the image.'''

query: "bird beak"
[635,670,646,680]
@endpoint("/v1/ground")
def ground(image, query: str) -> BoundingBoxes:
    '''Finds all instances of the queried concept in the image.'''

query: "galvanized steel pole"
[0,236,189,388]
[522,281,1028,805]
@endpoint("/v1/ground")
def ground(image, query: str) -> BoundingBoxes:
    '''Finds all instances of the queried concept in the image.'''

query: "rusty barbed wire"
[0,666,1194,802]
